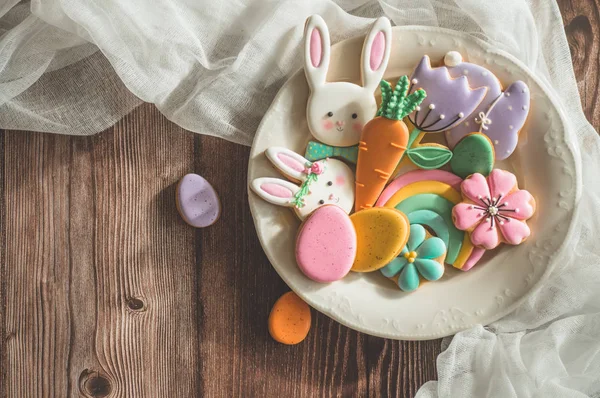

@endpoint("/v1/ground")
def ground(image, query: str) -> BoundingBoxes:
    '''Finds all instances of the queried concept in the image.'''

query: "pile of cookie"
[251,15,536,292]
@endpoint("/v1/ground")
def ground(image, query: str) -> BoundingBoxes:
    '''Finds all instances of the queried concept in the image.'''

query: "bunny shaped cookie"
[251,147,355,219]
[304,15,392,147]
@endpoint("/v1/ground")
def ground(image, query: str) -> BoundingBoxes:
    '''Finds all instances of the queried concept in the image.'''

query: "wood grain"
[1,2,599,397]
[559,0,600,128]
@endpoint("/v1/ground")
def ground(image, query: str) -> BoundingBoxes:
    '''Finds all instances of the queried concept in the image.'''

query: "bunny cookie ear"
[265,147,309,181]
[251,177,299,207]
[304,15,331,90]
[361,17,392,93]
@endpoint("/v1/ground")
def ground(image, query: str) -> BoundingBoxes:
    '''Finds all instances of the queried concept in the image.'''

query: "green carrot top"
[376,76,426,121]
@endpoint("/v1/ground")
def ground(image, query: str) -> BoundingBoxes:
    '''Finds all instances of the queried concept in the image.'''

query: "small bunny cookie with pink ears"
[304,15,392,147]
[251,147,355,220]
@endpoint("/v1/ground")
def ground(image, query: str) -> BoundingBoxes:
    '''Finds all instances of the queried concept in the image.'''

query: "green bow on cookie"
[304,141,358,164]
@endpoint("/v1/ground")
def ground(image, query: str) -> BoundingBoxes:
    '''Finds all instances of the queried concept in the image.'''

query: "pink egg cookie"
[295,205,357,283]
[176,173,221,228]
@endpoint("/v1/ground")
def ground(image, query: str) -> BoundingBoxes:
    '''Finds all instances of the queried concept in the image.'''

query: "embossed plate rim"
[248,25,580,340]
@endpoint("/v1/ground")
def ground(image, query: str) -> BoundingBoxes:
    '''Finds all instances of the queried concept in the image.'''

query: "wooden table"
[1,2,597,397]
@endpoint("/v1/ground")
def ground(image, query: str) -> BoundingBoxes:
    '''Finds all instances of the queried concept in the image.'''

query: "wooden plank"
[558,0,600,127]
[0,128,5,393]
[2,131,74,396]
[195,135,369,398]
[1,104,200,396]
[1,2,598,396]
[83,105,199,396]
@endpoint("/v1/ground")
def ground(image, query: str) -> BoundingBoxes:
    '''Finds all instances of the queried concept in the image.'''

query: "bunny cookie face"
[304,15,392,147]
[307,83,375,147]
[251,147,355,219]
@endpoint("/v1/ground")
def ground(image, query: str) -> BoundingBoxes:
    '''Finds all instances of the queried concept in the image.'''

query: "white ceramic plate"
[247,26,580,340]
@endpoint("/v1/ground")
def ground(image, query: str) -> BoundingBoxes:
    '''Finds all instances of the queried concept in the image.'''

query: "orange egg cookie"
[350,207,410,272]
[268,291,311,345]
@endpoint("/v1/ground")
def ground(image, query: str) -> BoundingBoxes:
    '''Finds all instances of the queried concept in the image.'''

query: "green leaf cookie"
[450,133,495,178]
[406,145,453,170]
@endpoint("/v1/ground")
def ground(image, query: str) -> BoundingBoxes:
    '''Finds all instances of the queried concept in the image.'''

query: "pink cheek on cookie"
[352,122,363,132]
[335,175,346,186]
[322,120,334,130]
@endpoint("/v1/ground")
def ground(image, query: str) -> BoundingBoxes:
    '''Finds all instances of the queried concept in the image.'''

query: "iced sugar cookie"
[176,173,221,228]
[377,169,463,207]
[295,205,356,283]
[450,133,495,178]
[479,81,530,159]
[461,247,486,272]
[381,224,446,292]
[378,172,477,268]
[443,51,531,160]
[444,51,503,148]
[408,55,487,133]
[304,15,392,147]
[350,207,410,272]
[250,147,354,220]
[354,77,426,210]
[452,169,536,250]
[304,141,358,164]
[269,291,311,345]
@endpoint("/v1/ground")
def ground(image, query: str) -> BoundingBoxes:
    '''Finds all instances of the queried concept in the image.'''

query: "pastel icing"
[391,194,465,265]
[376,169,463,207]
[442,51,531,160]
[480,81,530,160]
[370,32,385,70]
[268,291,311,345]
[252,147,355,220]
[278,153,306,172]
[449,233,475,270]
[295,205,356,283]
[304,15,392,147]
[450,133,495,178]
[176,173,221,228]
[304,141,358,164]
[452,169,536,250]
[310,28,322,67]
[460,247,486,271]
[384,180,463,209]
[350,208,410,272]
[407,210,450,247]
[405,143,453,170]
[355,115,410,211]
[408,55,487,133]
[261,182,293,198]
[381,224,446,292]
[444,51,503,148]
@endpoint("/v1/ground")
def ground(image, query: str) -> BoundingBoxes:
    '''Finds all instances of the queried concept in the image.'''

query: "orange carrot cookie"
[354,76,426,210]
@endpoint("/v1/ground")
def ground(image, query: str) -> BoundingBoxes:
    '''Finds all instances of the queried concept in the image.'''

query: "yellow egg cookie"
[350,207,410,272]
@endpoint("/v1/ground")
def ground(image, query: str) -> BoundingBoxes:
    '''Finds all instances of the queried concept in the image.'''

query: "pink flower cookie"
[452,169,536,250]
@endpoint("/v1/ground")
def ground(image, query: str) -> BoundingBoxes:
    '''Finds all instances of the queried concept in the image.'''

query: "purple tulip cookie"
[176,173,221,228]
[407,55,487,133]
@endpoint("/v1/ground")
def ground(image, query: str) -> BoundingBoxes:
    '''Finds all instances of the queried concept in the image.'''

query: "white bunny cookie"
[251,147,355,219]
[304,15,392,147]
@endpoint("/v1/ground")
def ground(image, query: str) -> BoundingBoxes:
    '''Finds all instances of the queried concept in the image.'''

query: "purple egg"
[176,173,221,228]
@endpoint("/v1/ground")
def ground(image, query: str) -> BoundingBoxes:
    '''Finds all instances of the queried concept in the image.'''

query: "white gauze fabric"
[1,1,599,396]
